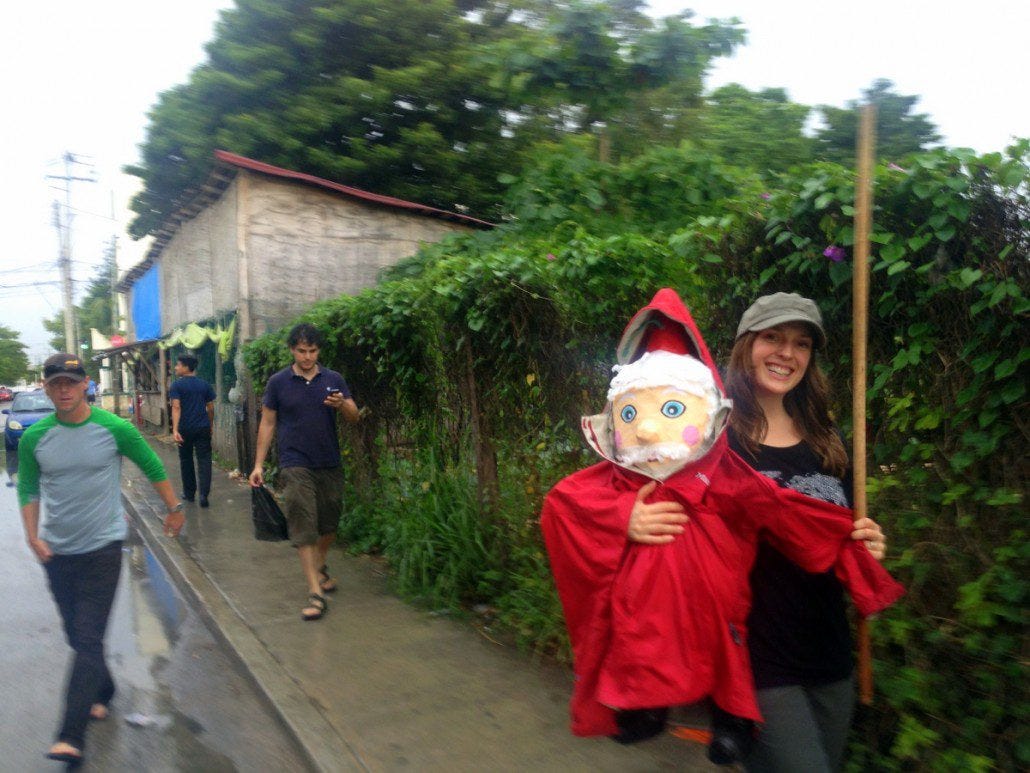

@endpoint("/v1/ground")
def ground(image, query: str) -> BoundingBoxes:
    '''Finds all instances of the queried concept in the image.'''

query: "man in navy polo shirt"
[248,323,361,621]
[169,354,216,507]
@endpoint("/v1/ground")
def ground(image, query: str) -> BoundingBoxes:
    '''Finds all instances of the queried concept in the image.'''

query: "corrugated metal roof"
[117,150,494,291]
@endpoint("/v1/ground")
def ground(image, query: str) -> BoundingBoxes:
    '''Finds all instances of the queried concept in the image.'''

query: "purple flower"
[546,252,556,262]
[887,162,907,172]
[760,192,771,200]
[823,245,846,263]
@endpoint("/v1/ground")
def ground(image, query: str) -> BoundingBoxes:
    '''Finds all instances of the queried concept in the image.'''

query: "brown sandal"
[318,564,338,593]
[302,593,327,621]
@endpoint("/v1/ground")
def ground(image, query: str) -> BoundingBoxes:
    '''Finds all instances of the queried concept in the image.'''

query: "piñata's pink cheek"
[682,425,700,446]
[614,430,623,448]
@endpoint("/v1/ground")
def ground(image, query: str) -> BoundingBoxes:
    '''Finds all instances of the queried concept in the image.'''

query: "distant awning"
[90,339,160,362]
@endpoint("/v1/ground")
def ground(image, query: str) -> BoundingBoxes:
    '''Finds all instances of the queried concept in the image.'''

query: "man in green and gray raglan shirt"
[18,352,185,766]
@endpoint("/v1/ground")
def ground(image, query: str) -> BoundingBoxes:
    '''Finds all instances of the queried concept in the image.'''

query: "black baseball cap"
[43,353,87,384]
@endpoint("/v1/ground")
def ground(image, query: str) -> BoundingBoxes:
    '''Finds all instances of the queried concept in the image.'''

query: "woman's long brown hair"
[725,330,849,477]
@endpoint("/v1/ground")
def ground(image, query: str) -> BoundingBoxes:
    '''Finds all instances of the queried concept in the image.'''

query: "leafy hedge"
[244,139,1028,769]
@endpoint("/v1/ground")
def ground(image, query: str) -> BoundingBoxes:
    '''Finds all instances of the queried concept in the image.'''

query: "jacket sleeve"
[713,450,904,617]
[540,463,639,736]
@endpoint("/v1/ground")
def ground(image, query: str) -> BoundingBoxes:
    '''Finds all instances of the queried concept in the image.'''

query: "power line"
[0,280,63,290]
[0,263,60,275]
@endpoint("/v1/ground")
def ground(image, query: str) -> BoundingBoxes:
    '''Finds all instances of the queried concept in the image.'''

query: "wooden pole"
[853,103,876,705]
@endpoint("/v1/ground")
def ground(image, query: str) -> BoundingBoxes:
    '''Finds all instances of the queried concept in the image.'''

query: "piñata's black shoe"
[610,707,669,744]
[707,707,755,765]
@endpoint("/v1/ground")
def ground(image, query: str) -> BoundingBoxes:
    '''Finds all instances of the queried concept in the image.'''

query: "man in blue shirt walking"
[248,324,361,621]
[169,354,216,508]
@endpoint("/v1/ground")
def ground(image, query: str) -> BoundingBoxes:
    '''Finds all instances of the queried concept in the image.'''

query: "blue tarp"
[131,265,161,340]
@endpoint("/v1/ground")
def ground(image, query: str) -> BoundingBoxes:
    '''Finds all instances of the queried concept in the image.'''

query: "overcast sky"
[1,0,1027,365]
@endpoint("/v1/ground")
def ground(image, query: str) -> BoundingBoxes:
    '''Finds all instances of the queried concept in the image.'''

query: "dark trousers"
[44,540,123,749]
[743,677,855,772]
[178,427,212,500]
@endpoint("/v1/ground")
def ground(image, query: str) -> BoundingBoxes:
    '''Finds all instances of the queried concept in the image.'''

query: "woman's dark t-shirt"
[729,431,854,689]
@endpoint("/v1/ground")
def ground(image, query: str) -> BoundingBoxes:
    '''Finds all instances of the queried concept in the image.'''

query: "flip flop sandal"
[302,593,327,621]
[46,745,84,766]
[318,564,338,593]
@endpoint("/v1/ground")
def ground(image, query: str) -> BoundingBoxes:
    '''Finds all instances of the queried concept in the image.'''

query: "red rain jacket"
[541,289,904,736]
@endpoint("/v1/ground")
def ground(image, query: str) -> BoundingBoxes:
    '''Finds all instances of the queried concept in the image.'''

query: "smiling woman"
[723,293,888,772]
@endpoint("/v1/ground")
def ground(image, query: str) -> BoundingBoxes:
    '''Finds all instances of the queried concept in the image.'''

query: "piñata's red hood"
[616,287,724,393]
[581,288,731,480]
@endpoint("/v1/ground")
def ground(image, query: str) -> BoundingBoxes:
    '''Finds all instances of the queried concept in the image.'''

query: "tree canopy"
[0,326,30,385]
[125,0,744,238]
[815,78,941,165]
[698,83,815,174]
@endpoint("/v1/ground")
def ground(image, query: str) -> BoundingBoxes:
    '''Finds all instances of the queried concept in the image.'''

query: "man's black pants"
[177,427,212,500]
[44,540,122,750]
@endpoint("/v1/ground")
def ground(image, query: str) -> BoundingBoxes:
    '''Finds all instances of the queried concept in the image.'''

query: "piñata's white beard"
[615,441,705,479]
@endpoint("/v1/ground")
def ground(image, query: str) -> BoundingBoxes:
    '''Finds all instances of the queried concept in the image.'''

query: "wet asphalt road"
[0,445,311,772]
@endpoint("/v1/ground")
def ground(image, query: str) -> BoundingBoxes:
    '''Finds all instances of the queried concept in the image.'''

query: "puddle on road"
[125,528,185,645]
[114,524,310,769]
[94,528,241,769]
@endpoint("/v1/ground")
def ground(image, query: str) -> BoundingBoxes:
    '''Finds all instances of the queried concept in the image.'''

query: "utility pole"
[109,236,120,328]
[51,201,77,353]
[108,190,119,334]
[46,152,96,352]
[106,234,121,415]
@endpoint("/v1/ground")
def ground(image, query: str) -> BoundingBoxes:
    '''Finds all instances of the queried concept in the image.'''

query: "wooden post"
[853,103,876,705]
[159,346,168,434]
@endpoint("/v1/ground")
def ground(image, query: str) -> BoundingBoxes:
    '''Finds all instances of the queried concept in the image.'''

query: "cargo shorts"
[279,466,344,546]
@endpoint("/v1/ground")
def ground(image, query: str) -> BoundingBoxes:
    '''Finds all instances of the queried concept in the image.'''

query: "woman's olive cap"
[735,293,826,349]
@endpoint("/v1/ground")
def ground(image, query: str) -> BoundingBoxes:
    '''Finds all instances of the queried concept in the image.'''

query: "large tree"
[698,84,814,174]
[489,4,745,160]
[0,326,30,385]
[815,78,941,165]
[126,0,743,237]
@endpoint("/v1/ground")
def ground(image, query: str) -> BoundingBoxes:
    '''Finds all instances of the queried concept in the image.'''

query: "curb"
[122,480,369,773]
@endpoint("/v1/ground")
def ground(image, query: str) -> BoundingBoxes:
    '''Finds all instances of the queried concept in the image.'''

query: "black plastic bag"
[251,485,289,542]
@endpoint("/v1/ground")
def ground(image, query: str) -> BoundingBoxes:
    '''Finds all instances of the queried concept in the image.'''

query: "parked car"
[0,386,14,402]
[3,390,55,450]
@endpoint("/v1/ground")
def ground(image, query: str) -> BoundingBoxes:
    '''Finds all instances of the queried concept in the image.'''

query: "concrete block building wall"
[160,188,239,332]
[244,175,473,335]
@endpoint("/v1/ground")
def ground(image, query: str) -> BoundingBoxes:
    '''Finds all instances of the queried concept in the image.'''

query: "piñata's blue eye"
[661,400,686,418]
[620,405,637,422]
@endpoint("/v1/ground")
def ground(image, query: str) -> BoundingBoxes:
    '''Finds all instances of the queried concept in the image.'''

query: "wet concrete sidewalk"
[122,435,717,772]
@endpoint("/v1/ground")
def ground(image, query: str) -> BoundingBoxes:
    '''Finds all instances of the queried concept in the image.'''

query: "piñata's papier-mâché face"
[612,386,710,475]
[605,350,722,479]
